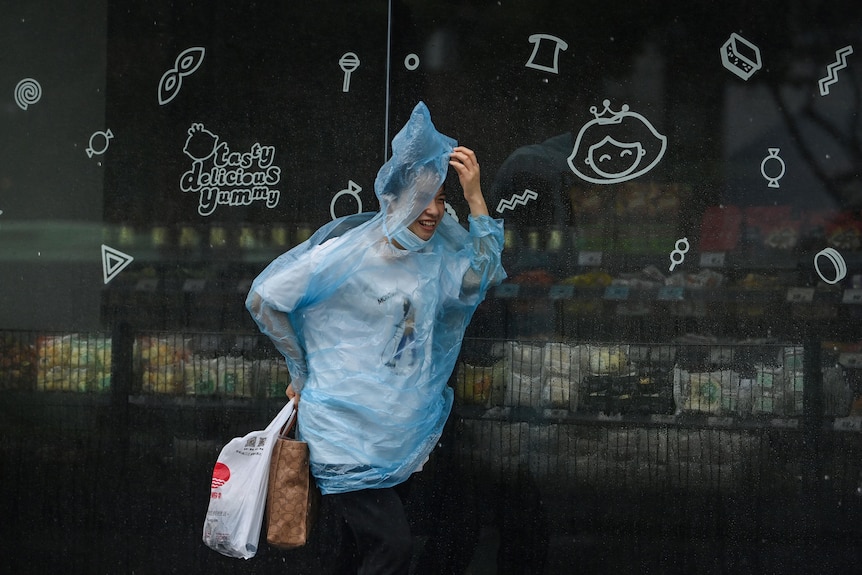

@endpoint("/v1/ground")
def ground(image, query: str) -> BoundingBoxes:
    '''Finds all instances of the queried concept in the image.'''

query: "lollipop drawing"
[339,52,360,92]
[568,100,667,185]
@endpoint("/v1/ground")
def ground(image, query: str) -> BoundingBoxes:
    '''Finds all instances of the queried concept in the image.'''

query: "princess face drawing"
[568,100,667,185]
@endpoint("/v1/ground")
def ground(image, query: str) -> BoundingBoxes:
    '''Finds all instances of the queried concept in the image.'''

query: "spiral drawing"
[14,78,42,110]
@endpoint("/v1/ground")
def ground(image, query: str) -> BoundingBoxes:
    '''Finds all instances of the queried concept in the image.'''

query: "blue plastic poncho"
[247,102,506,494]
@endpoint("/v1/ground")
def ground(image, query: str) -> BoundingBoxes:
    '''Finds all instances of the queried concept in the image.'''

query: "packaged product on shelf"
[580,373,639,412]
[743,206,799,251]
[735,378,754,415]
[542,342,583,409]
[0,335,37,390]
[134,335,190,369]
[134,334,190,394]
[494,341,584,409]
[184,356,218,395]
[824,210,862,250]
[141,364,184,394]
[503,371,543,408]
[780,346,805,372]
[454,361,504,406]
[215,356,253,397]
[781,370,805,416]
[543,374,571,408]
[37,367,87,392]
[586,345,629,376]
[36,334,112,392]
[613,183,683,255]
[250,358,291,397]
[673,368,739,415]
[496,341,544,377]
[699,205,742,252]
[750,364,793,416]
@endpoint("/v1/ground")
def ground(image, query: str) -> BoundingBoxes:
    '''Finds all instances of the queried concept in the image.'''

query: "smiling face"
[406,187,446,240]
[584,136,646,180]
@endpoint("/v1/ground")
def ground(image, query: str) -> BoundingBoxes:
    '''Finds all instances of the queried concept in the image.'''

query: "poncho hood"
[375,101,457,244]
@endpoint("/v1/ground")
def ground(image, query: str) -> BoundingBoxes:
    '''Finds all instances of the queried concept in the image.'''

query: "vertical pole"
[801,337,824,539]
[383,0,392,162]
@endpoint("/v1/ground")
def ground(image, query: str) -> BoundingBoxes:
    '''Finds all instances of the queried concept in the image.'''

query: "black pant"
[325,486,413,575]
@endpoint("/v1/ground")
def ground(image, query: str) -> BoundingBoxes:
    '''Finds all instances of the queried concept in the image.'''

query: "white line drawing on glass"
[669,237,690,272]
[180,123,281,216]
[495,189,538,213]
[404,53,420,71]
[158,47,206,105]
[14,78,42,110]
[330,180,363,220]
[720,33,762,81]
[819,45,854,96]
[814,247,847,284]
[444,202,459,223]
[525,33,568,74]
[101,244,134,284]
[339,52,360,92]
[86,129,114,158]
[760,148,786,188]
[568,100,667,185]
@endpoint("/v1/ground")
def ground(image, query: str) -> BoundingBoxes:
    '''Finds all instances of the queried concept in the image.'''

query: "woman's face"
[407,187,446,241]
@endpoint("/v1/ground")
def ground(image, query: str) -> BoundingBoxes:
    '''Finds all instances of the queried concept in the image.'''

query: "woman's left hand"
[449,146,488,217]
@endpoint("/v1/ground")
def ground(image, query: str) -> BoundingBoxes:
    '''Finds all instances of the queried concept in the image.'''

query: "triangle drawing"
[101,244,134,284]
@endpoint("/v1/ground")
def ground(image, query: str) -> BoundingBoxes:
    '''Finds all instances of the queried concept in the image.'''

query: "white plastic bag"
[202,400,295,559]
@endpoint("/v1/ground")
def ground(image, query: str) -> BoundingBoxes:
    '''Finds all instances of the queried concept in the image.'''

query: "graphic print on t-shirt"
[382,297,416,372]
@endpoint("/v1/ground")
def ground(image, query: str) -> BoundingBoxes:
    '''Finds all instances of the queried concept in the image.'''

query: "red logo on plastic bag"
[211,462,230,489]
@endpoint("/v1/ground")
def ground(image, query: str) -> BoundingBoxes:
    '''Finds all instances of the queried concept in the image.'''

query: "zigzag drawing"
[819,45,853,96]
[496,189,538,213]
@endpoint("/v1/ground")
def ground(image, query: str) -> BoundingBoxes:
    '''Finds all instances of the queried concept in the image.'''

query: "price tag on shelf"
[657,286,684,301]
[578,251,602,266]
[548,284,574,300]
[494,283,521,299]
[603,285,630,300]
[786,287,815,303]
[699,252,726,268]
[182,279,206,292]
[842,289,862,304]
[135,278,159,292]
[769,418,799,429]
[833,417,862,432]
[707,416,734,427]
[236,279,253,293]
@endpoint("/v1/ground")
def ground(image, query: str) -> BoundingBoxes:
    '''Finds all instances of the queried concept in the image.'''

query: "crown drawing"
[589,100,629,125]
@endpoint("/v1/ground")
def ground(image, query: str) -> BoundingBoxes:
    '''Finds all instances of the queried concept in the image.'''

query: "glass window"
[2,1,861,571]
